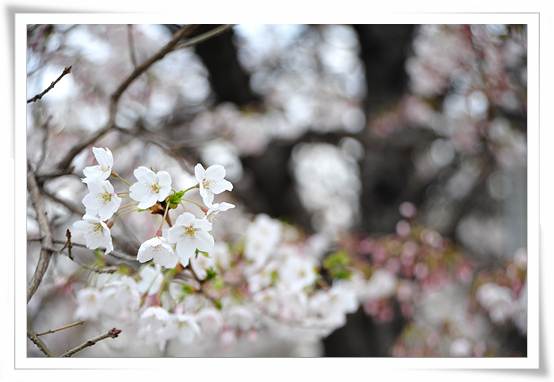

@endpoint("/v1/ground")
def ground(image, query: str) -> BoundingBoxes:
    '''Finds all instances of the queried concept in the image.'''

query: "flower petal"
[194,164,206,183]
[176,239,196,260]
[205,165,226,180]
[194,231,215,252]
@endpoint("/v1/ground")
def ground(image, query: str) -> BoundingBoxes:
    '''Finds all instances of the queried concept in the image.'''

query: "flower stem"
[116,203,139,212]
[111,172,131,187]
[183,185,198,194]
[111,209,141,225]
[182,198,204,210]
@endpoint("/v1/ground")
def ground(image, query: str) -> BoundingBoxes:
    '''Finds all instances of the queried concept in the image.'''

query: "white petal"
[175,213,196,227]
[194,164,206,183]
[134,166,157,183]
[176,239,196,260]
[157,171,172,188]
[93,147,113,167]
[193,219,213,232]
[194,231,215,252]
[212,178,233,193]
[205,165,226,180]
[167,226,186,243]
[138,193,159,209]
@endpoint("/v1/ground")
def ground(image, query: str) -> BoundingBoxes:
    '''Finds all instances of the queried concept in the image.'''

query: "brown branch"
[42,188,85,216]
[60,328,122,357]
[27,164,54,303]
[27,328,55,357]
[127,24,138,68]
[36,320,85,336]
[54,25,197,174]
[27,66,72,103]
[175,24,235,51]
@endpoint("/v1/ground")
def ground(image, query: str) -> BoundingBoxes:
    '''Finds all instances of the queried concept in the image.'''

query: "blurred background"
[26,24,527,357]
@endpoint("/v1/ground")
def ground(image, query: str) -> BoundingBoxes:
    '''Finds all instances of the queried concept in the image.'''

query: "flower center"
[207,212,221,223]
[148,182,161,194]
[202,178,215,190]
[99,192,112,203]
[184,226,198,238]
[152,244,163,253]
[101,165,110,173]
[92,223,104,233]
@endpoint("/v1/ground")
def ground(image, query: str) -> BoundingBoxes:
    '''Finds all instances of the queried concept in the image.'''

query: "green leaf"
[205,267,217,281]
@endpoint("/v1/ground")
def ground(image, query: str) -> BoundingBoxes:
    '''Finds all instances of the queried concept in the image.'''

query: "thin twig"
[27,328,55,357]
[41,189,85,216]
[60,328,122,357]
[27,66,72,103]
[54,25,197,174]
[36,320,85,336]
[59,230,119,274]
[175,24,235,51]
[127,25,138,68]
[37,116,53,172]
[27,165,54,303]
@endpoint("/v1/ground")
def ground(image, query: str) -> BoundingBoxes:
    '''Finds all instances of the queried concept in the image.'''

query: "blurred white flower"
[252,287,280,315]
[137,264,164,296]
[278,256,317,292]
[167,212,214,266]
[138,306,172,351]
[224,305,255,331]
[82,147,113,183]
[168,314,201,345]
[364,269,398,301]
[137,236,179,268]
[195,307,224,333]
[205,202,235,224]
[195,164,233,207]
[244,214,282,266]
[129,166,172,209]
[82,179,121,220]
[101,276,141,321]
[450,337,473,357]
[72,214,113,254]
[475,282,515,325]
[190,250,216,280]
[73,287,102,320]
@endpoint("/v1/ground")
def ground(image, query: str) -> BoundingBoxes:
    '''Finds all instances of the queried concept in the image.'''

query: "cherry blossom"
[205,202,235,224]
[167,212,215,266]
[129,166,172,209]
[194,164,233,207]
[167,314,201,345]
[82,178,121,220]
[82,147,113,183]
[72,214,114,254]
[137,236,179,268]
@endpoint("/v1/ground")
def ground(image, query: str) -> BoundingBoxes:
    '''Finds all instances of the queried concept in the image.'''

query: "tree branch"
[27,66,72,103]
[54,25,198,174]
[175,24,235,51]
[27,328,55,357]
[27,165,54,303]
[36,320,85,336]
[60,328,122,357]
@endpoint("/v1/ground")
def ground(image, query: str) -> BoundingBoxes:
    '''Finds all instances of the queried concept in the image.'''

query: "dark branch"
[27,66,72,103]
[60,328,122,357]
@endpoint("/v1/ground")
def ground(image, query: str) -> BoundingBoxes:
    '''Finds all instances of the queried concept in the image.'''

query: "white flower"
[138,307,172,351]
[363,269,398,301]
[72,214,113,254]
[205,202,235,224]
[278,256,317,292]
[167,212,214,266]
[73,288,102,320]
[190,250,216,280]
[244,214,282,266]
[450,338,473,357]
[82,147,113,183]
[195,307,224,333]
[137,236,179,268]
[167,314,201,346]
[129,166,172,209]
[101,276,141,322]
[195,164,233,207]
[137,264,164,296]
[82,179,121,220]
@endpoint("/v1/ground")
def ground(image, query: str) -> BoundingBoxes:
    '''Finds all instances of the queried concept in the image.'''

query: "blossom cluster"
[73,147,234,266]
[70,147,360,353]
